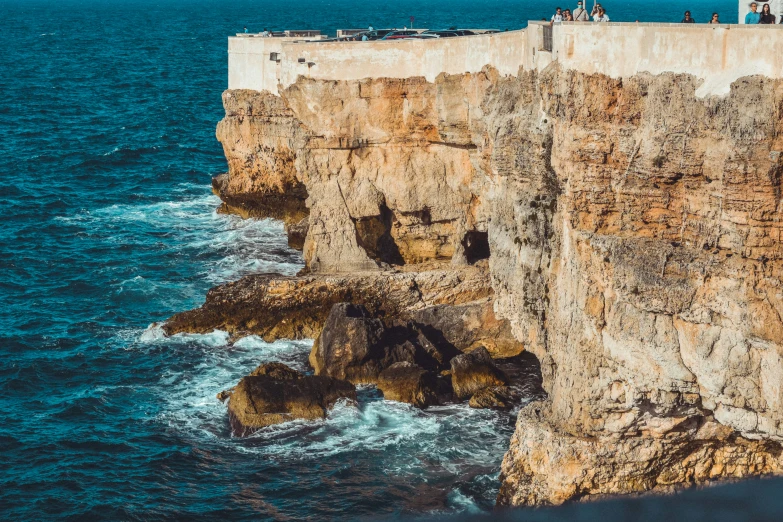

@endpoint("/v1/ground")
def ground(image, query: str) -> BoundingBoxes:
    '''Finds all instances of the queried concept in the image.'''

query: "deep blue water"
[0,0,743,520]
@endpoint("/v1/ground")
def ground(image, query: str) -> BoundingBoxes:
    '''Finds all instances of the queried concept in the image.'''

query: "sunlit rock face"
[211,66,783,505]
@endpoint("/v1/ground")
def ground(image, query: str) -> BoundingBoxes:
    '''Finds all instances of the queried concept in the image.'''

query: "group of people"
[683,5,780,25]
[550,3,781,25]
[550,2,610,24]
[680,11,724,23]
[744,3,781,24]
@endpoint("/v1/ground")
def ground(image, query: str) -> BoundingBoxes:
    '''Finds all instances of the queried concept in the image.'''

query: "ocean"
[0,0,742,519]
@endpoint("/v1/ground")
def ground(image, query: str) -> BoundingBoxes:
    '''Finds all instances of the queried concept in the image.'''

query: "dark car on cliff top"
[380,30,421,40]
[421,29,476,37]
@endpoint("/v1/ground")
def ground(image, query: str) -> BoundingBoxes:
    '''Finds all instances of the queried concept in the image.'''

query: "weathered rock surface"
[213,90,310,228]
[469,386,518,410]
[497,400,783,506]
[309,302,457,382]
[248,362,302,380]
[164,263,518,356]
[190,64,783,504]
[489,70,783,504]
[226,362,356,436]
[450,346,509,400]
[410,298,521,358]
[217,362,303,402]
[377,362,447,408]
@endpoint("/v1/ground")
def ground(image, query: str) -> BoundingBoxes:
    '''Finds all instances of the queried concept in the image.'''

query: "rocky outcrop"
[377,362,446,408]
[214,90,310,229]
[469,386,518,410]
[163,263,504,340]
[190,63,783,503]
[225,363,356,436]
[309,302,455,383]
[450,347,508,400]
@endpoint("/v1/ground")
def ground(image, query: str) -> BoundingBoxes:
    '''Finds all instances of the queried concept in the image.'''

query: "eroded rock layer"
[197,65,783,505]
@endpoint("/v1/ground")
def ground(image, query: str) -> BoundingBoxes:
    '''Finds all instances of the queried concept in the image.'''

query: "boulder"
[411,298,522,358]
[217,362,303,402]
[310,303,451,383]
[225,363,356,436]
[469,386,518,410]
[450,346,508,400]
[376,362,445,408]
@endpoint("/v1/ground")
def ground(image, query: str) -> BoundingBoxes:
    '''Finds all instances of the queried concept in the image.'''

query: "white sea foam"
[446,489,485,515]
[143,328,231,347]
[232,336,312,372]
[154,335,311,435]
[56,186,302,288]
[139,323,167,342]
[148,330,511,512]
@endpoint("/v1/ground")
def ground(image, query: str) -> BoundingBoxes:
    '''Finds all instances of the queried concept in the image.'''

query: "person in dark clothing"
[708,12,720,24]
[681,10,695,23]
[760,3,776,23]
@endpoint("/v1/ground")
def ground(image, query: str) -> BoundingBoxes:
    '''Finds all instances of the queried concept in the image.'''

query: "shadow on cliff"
[377,476,783,521]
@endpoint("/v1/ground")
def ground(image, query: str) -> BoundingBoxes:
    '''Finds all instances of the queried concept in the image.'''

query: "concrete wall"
[228,37,294,95]
[279,30,526,87]
[227,22,783,98]
[228,30,527,94]
[552,23,783,97]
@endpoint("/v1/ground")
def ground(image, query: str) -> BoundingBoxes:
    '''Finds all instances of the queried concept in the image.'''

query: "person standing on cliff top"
[573,1,590,21]
[681,11,695,23]
[551,7,564,25]
[760,3,776,23]
[745,3,760,24]
[593,6,610,21]
[708,12,721,23]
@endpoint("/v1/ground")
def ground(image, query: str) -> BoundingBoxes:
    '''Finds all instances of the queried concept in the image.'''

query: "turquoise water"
[0,0,742,519]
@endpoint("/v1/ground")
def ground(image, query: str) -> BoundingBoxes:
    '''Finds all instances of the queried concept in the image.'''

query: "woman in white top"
[593,7,610,22]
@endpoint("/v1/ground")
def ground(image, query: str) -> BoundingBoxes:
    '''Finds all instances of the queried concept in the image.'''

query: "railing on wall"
[542,24,553,52]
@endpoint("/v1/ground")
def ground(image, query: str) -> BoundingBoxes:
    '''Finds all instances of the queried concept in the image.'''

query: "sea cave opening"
[462,230,490,264]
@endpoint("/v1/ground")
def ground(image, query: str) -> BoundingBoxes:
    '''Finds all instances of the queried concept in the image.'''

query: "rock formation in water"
[174,64,783,503]
[221,362,356,436]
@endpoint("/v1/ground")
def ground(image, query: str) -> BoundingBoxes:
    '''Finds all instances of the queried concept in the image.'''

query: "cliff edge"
[183,63,783,505]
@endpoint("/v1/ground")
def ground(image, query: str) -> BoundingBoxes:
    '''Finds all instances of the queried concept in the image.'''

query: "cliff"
[181,64,783,505]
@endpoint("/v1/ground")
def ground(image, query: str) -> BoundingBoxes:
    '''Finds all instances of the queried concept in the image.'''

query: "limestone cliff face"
[490,71,783,504]
[217,76,492,270]
[213,67,783,505]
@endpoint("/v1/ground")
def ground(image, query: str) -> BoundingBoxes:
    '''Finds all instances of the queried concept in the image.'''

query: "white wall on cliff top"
[228,23,783,97]
[228,30,527,94]
[277,29,527,88]
[552,23,783,97]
